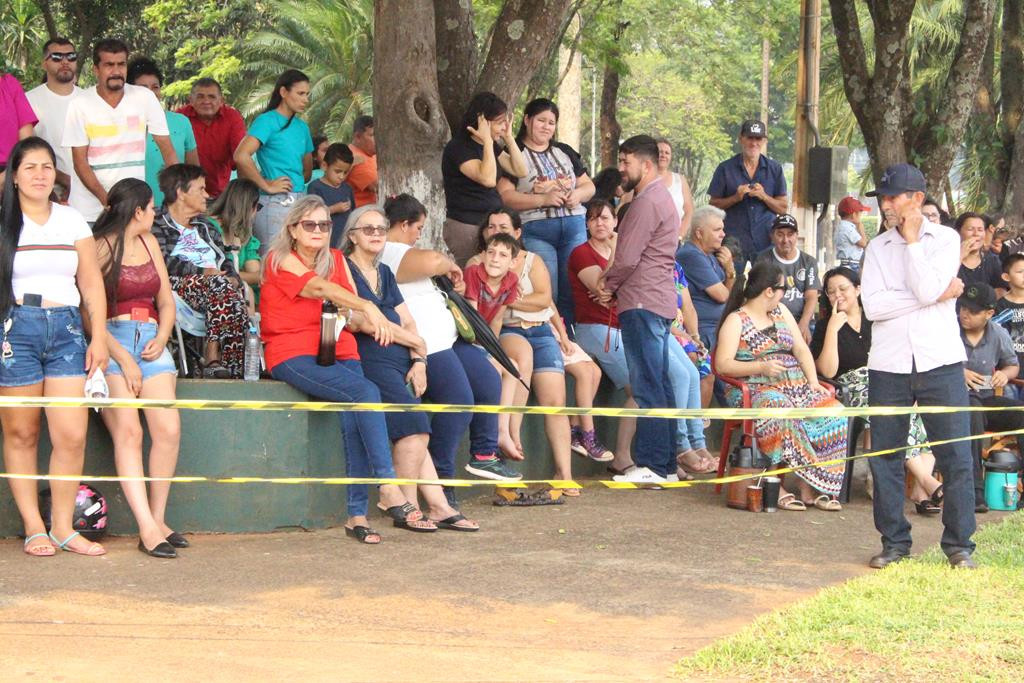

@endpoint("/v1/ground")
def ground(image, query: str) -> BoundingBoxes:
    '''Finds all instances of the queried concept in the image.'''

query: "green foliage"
[235,0,373,139]
[0,0,46,81]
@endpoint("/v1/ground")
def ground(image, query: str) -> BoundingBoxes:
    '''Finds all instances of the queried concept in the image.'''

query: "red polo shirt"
[177,103,247,197]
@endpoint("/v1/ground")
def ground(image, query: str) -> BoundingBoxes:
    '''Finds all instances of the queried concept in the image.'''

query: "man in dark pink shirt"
[600,134,680,484]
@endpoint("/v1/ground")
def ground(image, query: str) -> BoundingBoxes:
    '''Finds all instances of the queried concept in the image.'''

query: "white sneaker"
[612,466,667,484]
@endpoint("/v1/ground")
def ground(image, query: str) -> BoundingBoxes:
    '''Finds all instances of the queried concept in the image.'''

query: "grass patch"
[674,513,1024,682]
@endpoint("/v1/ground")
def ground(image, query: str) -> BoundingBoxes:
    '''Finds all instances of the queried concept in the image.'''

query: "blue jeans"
[254,192,304,258]
[619,308,676,476]
[667,339,705,451]
[521,215,587,329]
[423,340,501,479]
[271,355,396,518]
[868,362,976,557]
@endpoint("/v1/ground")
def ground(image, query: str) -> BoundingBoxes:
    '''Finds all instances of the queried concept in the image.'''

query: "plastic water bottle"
[243,318,261,381]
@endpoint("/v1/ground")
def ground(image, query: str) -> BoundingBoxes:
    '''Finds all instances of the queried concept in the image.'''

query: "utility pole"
[793,0,821,258]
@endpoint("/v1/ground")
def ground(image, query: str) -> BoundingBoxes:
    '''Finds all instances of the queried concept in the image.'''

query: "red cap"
[838,196,872,216]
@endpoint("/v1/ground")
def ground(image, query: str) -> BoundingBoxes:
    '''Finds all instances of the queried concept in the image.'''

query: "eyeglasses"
[294,220,332,233]
[354,224,387,236]
[47,52,77,63]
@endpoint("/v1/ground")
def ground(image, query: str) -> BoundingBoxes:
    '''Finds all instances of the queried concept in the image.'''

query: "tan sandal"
[778,494,806,511]
[813,495,842,511]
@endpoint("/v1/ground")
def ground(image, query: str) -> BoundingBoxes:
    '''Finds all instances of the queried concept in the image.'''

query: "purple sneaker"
[580,430,614,462]
[570,426,587,456]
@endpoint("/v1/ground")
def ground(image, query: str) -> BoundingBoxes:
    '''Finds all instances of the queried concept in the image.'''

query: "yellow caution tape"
[0,395,1017,420]
[3,427,1019,489]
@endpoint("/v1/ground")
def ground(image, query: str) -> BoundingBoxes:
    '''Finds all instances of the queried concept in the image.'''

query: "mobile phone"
[23,293,42,307]
[131,307,149,322]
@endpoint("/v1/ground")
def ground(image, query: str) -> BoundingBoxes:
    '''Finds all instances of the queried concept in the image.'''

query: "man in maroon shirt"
[177,77,246,197]
[599,134,680,484]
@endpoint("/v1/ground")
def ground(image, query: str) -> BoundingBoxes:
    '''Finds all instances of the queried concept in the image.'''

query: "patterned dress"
[725,307,847,495]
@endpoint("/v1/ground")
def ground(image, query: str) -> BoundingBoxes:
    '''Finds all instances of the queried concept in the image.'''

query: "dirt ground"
[0,478,989,682]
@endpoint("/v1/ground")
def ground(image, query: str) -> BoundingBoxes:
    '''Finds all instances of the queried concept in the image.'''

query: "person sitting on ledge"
[259,195,432,544]
[714,261,847,511]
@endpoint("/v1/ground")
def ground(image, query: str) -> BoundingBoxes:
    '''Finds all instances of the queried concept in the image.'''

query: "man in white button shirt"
[861,163,977,570]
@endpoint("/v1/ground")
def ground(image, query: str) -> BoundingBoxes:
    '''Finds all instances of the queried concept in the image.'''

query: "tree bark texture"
[917,0,997,196]
[374,0,452,251]
[599,60,621,169]
[434,0,479,132]
[474,0,576,108]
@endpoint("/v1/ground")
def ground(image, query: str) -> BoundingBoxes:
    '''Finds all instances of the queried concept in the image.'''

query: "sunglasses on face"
[47,52,77,63]
[354,224,387,236]
[294,220,332,233]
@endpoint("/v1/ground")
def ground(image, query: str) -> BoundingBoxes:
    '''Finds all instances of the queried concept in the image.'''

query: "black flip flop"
[431,514,479,532]
[384,503,437,532]
[345,525,382,544]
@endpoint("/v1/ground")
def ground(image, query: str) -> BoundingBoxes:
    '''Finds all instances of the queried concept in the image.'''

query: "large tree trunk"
[1000,0,1024,228]
[374,0,452,251]
[474,0,575,108]
[917,0,997,196]
[598,63,621,169]
[974,12,1005,210]
[433,0,479,132]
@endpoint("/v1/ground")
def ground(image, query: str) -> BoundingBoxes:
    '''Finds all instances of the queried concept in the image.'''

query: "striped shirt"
[62,84,169,221]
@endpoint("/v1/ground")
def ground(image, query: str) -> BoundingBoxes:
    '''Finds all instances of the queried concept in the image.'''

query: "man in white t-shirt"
[25,37,83,196]
[62,38,176,221]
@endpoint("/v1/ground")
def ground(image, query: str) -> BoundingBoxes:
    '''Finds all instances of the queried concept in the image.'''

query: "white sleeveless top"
[666,172,685,222]
[503,252,553,325]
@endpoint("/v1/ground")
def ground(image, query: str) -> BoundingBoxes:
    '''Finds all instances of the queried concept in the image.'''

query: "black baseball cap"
[771,213,798,232]
[959,283,997,312]
[740,120,766,138]
[865,163,927,197]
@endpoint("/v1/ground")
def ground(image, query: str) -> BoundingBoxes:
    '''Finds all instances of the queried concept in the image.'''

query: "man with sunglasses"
[26,38,83,195]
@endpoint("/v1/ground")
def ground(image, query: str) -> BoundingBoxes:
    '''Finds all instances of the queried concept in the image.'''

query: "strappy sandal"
[200,360,231,379]
[778,494,807,511]
[812,494,842,512]
[345,525,382,544]
[23,533,55,557]
[383,503,437,532]
[48,531,106,556]
[429,514,479,532]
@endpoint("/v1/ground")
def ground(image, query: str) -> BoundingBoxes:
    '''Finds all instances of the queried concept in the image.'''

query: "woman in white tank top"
[656,138,695,239]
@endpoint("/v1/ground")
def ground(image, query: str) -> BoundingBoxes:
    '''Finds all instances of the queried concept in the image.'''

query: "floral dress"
[725,307,847,495]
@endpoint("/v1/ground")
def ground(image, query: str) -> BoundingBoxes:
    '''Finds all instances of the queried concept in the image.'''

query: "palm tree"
[1,0,47,80]
[235,0,373,139]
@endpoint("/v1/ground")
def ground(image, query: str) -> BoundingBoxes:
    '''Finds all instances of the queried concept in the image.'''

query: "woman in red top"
[260,195,434,543]
[568,199,638,474]
[93,178,182,558]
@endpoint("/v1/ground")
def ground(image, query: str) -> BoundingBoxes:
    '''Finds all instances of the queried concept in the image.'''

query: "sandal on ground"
[200,359,231,379]
[812,495,842,512]
[430,514,479,532]
[345,525,382,544]
[493,488,564,506]
[48,531,106,556]
[677,450,716,475]
[915,499,942,515]
[383,503,437,532]
[560,487,581,497]
[778,494,807,512]
[23,533,55,557]
[693,448,718,471]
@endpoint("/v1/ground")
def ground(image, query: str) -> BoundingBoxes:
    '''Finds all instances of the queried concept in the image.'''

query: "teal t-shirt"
[146,110,197,206]
[248,110,313,194]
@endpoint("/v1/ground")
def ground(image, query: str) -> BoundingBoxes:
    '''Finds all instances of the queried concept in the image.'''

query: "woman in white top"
[379,194,518,498]
[0,137,109,557]
[656,138,695,239]
[498,98,595,328]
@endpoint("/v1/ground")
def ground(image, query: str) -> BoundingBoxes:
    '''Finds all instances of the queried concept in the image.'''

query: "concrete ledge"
[1,378,615,536]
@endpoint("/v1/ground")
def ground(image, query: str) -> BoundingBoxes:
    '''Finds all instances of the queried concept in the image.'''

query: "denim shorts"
[105,320,178,381]
[500,324,564,374]
[0,305,87,387]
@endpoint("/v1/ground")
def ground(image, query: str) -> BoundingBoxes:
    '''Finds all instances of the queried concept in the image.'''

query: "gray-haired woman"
[259,195,434,543]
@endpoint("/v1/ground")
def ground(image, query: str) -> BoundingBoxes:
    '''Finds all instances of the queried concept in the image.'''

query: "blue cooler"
[983,450,1021,511]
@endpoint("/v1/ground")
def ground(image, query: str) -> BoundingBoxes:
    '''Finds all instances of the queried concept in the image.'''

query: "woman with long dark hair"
[92,178,184,557]
[714,261,847,511]
[234,69,314,256]
[0,137,108,556]
[497,98,594,327]
[810,266,944,514]
[441,92,528,266]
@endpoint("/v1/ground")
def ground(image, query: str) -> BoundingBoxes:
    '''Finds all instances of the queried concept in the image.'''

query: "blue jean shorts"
[0,305,87,387]
[105,320,178,381]
[500,324,564,374]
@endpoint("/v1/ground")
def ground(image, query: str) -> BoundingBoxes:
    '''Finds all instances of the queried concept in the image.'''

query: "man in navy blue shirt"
[707,120,788,264]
